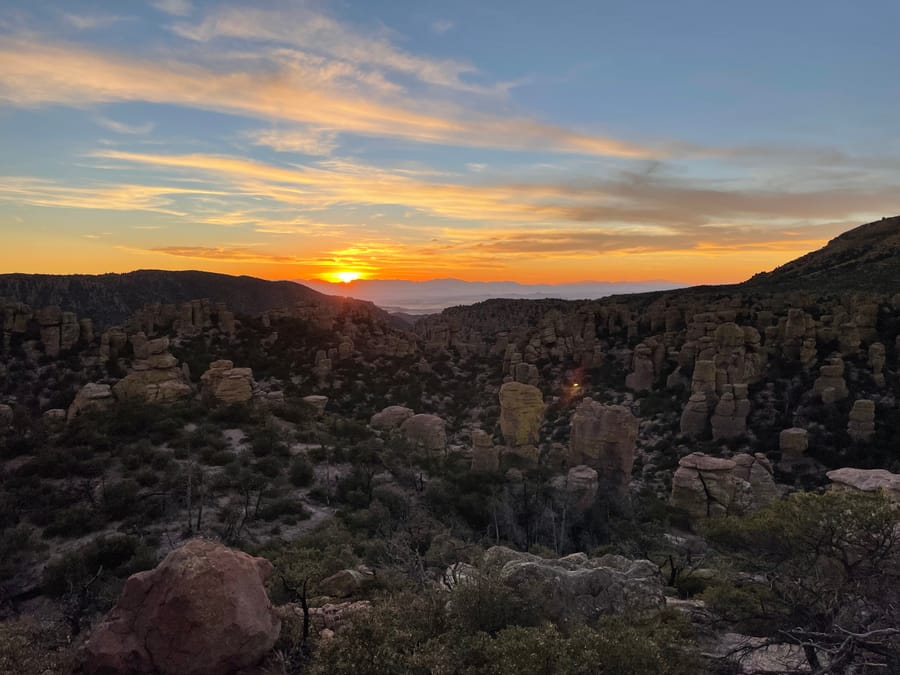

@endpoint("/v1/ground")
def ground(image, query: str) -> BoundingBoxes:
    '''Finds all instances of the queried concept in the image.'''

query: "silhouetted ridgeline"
[0,269,384,328]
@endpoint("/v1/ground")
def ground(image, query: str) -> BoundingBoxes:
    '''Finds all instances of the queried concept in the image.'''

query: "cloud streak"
[0,37,657,158]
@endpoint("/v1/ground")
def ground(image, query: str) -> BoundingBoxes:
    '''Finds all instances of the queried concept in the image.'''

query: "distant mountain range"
[300,278,686,314]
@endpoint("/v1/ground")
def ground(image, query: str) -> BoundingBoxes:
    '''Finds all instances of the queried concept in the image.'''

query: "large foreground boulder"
[481,546,664,623]
[83,539,280,675]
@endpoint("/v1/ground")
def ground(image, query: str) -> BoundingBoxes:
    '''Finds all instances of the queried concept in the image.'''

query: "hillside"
[744,215,900,293]
[0,269,380,327]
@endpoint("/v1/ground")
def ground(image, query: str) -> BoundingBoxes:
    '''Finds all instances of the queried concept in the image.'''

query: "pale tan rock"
[201,361,254,405]
[67,382,113,420]
[827,467,900,502]
[499,381,544,447]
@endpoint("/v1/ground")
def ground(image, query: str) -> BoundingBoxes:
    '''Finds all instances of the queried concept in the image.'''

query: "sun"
[334,271,361,283]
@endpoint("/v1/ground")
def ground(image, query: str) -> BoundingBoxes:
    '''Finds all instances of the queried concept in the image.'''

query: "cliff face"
[0,269,385,328]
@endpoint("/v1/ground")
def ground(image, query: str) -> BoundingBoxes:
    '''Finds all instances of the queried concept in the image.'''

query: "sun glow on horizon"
[332,271,363,283]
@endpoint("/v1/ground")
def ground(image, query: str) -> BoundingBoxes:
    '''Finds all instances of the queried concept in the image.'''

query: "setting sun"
[335,271,362,283]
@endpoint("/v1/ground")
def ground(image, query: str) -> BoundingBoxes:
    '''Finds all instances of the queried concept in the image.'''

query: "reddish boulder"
[83,539,280,675]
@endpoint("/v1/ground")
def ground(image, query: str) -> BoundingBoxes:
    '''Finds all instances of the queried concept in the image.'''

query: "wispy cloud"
[0,38,657,158]
[61,12,129,30]
[246,127,337,155]
[151,0,192,17]
[95,116,155,135]
[432,19,455,35]
[172,5,484,93]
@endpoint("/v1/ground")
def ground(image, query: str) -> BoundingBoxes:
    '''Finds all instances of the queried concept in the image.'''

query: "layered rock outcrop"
[113,333,192,404]
[83,539,280,675]
[200,360,254,405]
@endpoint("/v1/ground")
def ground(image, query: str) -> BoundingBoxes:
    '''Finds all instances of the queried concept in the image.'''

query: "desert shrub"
[42,533,156,597]
[101,479,140,520]
[289,454,315,487]
[258,497,310,522]
[42,504,103,538]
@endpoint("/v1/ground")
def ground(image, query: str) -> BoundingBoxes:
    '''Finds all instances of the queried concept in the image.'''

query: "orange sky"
[1,2,897,285]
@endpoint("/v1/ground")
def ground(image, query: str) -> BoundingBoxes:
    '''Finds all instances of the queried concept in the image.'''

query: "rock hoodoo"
[567,397,638,498]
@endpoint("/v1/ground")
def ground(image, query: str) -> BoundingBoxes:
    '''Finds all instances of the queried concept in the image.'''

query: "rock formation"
[680,392,709,436]
[625,342,655,391]
[710,384,750,440]
[370,405,415,431]
[67,382,114,420]
[200,360,254,405]
[827,468,900,502]
[113,333,192,404]
[813,356,849,403]
[83,539,280,675]
[565,465,599,511]
[568,398,638,498]
[732,453,778,510]
[480,546,664,623]
[400,413,447,452]
[471,429,499,472]
[868,342,886,386]
[847,399,875,441]
[499,382,544,447]
[670,453,752,521]
[302,394,329,416]
[779,427,809,458]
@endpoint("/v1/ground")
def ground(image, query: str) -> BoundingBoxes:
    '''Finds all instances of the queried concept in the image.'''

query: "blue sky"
[1,0,899,283]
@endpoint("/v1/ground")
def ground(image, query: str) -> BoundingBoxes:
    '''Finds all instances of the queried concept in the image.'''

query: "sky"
[2,0,900,285]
